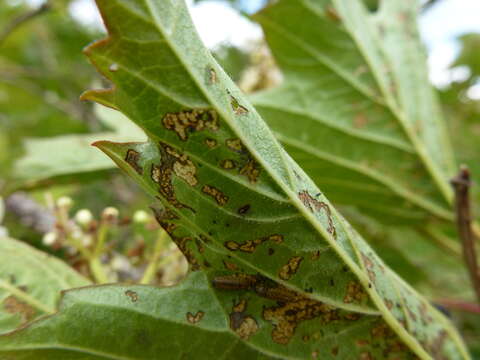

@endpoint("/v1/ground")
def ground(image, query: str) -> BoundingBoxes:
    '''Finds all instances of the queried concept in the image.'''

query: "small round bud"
[102,207,119,224]
[56,196,73,210]
[133,210,149,224]
[42,232,57,246]
[75,209,93,226]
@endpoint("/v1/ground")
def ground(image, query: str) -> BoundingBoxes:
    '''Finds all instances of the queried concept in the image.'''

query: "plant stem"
[451,165,480,303]
[435,299,480,314]
[0,2,51,46]
[140,230,169,285]
[88,223,110,284]
[89,257,109,284]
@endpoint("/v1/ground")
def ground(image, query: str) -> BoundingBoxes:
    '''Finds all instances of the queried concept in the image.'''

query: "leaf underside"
[252,0,456,224]
[1,1,468,360]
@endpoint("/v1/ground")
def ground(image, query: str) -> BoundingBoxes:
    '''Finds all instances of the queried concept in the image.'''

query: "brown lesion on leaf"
[229,95,248,115]
[213,274,298,303]
[208,67,217,84]
[278,256,303,280]
[229,299,258,340]
[225,138,245,153]
[150,206,200,271]
[125,290,139,302]
[125,149,143,175]
[162,109,219,141]
[152,143,197,212]
[3,293,36,323]
[360,252,376,283]
[186,311,205,324]
[224,234,284,253]
[195,238,205,254]
[223,260,239,271]
[237,204,251,215]
[202,185,228,206]
[239,158,261,183]
[384,299,394,310]
[175,236,201,271]
[298,191,336,238]
[311,250,320,260]
[220,159,237,170]
[343,281,368,304]
[204,137,217,148]
[331,346,339,357]
[263,296,338,345]
[359,352,373,360]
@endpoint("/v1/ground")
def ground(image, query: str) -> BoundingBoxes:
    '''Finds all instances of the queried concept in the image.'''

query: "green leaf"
[72,0,467,358]
[12,105,146,184]
[0,271,431,360]
[251,0,455,223]
[0,237,91,334]
[0,272,277,359]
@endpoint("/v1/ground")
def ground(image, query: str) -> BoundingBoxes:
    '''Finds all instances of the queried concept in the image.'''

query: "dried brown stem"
[435,299,480,314]
[0,2,51,46]
[451,165,480,303]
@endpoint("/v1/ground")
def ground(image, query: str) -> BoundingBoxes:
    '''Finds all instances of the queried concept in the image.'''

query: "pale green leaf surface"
[0,237,91,334]
[56,0,468,358]
[0,271,424,360]
[13,105,145,182]
[251,0,455,223]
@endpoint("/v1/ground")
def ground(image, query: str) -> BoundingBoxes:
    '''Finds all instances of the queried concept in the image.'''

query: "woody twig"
[451,165,480,303]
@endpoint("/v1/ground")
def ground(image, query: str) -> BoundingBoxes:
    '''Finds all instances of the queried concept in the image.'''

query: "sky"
[25,0,480,93]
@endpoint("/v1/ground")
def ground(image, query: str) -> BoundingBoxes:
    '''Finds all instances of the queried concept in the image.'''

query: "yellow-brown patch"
[263,297,336,345]
[208,68,217,84]
[343,281,368,304]
[202,185,228,206]
[3,295,36,322]
[186,311,205,324]
[220,159,236,170]
[230,96,248,115]
[278,256,304,280]
[223,260,239,271]
[225,138,244,153]
[239,158,261,183]
[125,290,139,302]
[153,143,196,212]
[125,149,143,175]
[204,138,217,148]
[230,299,258,340]
[163,109,219,141]
[224,234,284,253]
[298,191,336,238]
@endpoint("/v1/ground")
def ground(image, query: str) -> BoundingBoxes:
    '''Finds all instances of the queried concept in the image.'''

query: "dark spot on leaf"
[162,109,219,141]
[186,311,205,324]
[298,191,336,238]
[202,185,228,206]
[125,149,143,175]
[238,204,251,215]
[125,290,139,302]
[279,256,303,280]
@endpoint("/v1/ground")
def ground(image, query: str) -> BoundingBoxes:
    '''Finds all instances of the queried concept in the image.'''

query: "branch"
[0,1,51,46]
[451,165,480,303]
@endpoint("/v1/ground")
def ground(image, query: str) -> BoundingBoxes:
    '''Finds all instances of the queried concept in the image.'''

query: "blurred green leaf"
[0,236,91,335]
[13,105,145,184]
